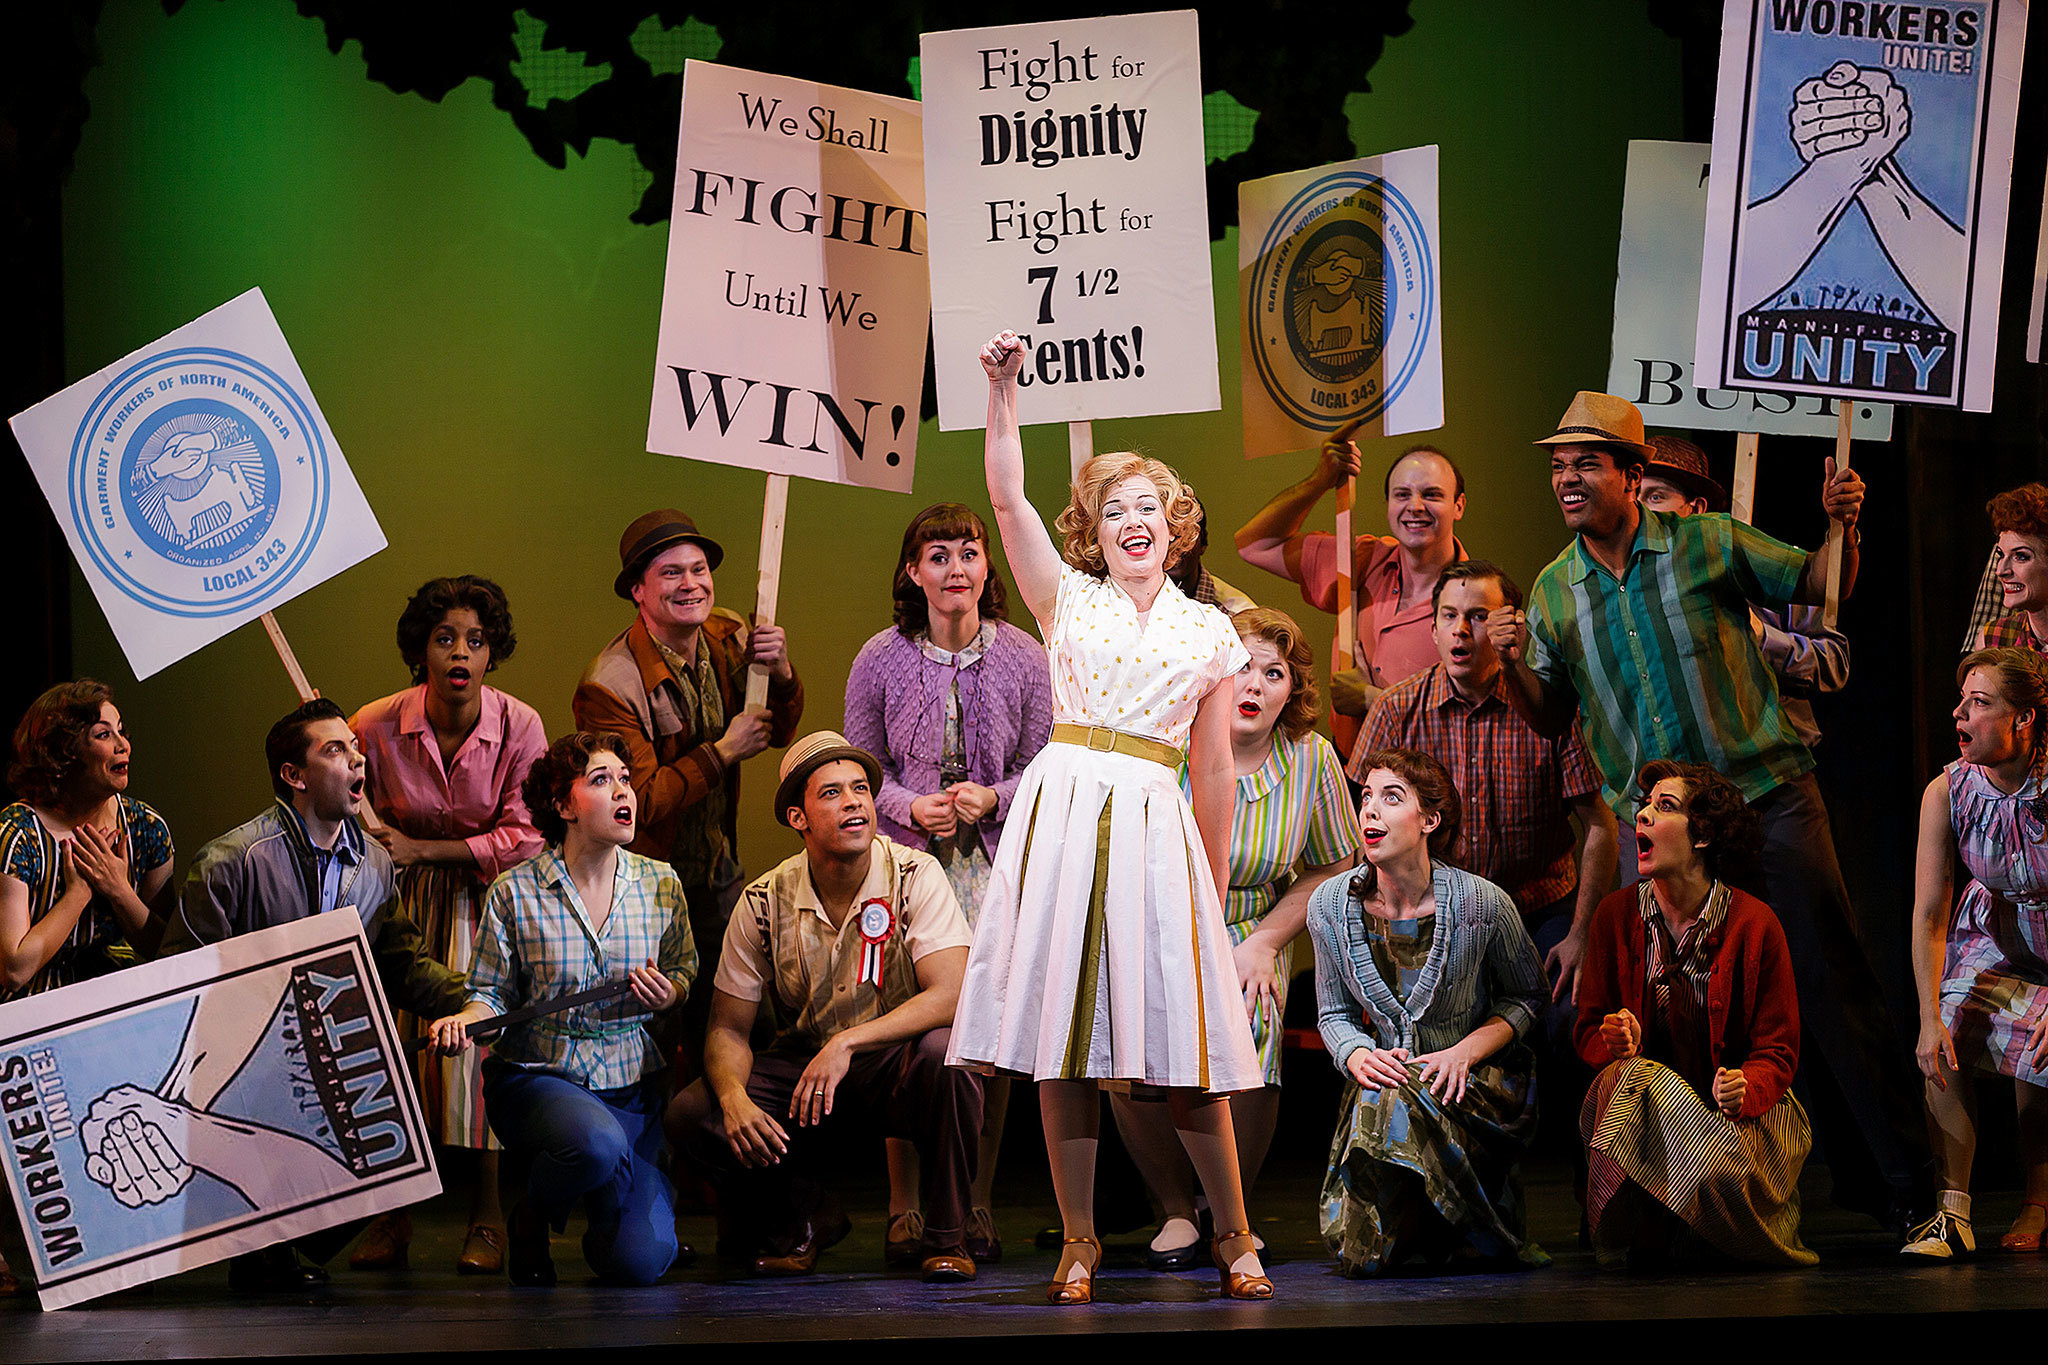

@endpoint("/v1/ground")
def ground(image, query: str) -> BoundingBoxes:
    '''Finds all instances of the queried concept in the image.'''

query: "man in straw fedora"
[574,509,805,1060]
[1491,391,1932,1236]
[667,731,982,1283]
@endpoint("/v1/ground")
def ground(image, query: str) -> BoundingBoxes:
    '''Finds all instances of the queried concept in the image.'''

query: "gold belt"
[1050,722,1183,770]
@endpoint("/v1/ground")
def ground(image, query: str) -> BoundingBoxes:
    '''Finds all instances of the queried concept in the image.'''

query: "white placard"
[1613,141,1892,437]
[648,61,926,492]
[1694,0,2028,411]
[922,10,1218,429]
[8,289,386,681]
[0,913,437,1309]
[1238,146,1443,457]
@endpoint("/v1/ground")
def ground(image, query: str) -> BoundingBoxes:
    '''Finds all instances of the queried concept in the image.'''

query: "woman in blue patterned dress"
[1904,647,2048,1259]
[0,680,173,1296]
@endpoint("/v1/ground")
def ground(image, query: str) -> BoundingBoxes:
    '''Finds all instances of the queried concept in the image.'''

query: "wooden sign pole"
[1730,432,1760,525]
[1330,418,1366,668]
[744,472,791,710]
[258,609,382,831]
[1069,420,1093,479]
[1823,403,1852,631]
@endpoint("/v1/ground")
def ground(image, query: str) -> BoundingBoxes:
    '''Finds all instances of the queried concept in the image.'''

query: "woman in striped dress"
[0,680,173,1296]
[1901,648,2048,1260]
[1308,748,1547,1276]
[1112,607,1360,1268]
[1575,759,1815,1267]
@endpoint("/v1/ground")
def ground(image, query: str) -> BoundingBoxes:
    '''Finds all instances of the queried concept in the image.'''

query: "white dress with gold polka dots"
[946,567,1262,1091]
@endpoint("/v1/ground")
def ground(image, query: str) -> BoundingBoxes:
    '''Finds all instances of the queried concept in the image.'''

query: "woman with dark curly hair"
[843,501,1052,1264]
[1575,758,1815,1267]
[346,575,547,1274]
[425,730,695,1287]
[946,331,1269,1303]
[1115,606,1361,1267]
[0,680,172,1000]
[1974,483,2048,657]
[1308,747,1547,1276]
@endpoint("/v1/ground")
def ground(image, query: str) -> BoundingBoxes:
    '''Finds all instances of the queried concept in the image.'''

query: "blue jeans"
[483,1066,677,1286]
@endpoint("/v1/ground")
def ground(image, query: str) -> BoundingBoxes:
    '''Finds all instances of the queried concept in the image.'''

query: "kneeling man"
[667,731,982,1282]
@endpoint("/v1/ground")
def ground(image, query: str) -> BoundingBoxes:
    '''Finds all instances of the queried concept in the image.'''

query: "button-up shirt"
[1297,531,1468,756]
[467,847,697,1092]
[1352,664,1601,912]
[1525,509,1810,817]
[714,837,972,1056]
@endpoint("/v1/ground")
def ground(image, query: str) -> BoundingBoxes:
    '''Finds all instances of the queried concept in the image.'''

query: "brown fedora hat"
[773,731,884,828]
[1533,392,1652,460]
[1644,435,1728,510]
[614,509,724,600]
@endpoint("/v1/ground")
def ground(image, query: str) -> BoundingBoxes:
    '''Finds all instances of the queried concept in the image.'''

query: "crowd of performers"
[4,329,2048,1302]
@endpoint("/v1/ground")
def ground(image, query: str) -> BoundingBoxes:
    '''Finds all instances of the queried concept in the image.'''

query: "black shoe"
[227,1246,329,1294]
[1145,1239,1204,1272]
[507,1201,556,1287]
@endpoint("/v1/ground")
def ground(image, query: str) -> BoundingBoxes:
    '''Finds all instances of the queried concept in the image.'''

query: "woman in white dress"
[946,331,1270,1304]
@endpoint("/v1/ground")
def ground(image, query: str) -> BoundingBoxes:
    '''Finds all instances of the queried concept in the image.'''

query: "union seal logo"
[1247,171,1435,429]
[66,347,329,618]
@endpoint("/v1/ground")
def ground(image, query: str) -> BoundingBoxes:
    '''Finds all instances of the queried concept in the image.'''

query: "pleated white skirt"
[945,740,1262,1093]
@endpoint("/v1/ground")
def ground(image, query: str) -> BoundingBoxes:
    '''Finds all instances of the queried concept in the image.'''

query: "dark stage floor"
[7,1159,2048,1361]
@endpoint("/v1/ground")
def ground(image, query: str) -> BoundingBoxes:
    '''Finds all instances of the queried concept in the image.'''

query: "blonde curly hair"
[1233,606,1321,742]
[1054,452,1203,576]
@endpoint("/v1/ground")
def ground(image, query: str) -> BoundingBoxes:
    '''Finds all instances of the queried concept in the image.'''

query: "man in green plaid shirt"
[1492,391,1932,1237]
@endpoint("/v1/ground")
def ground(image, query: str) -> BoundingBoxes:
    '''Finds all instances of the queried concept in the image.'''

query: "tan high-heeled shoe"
[2000,1199,2048,1252]
[1046,1236,1101,1305]
[1212,1228,1273,1300]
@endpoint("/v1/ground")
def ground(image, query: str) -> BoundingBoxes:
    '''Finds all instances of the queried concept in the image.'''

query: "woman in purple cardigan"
[845,501,1054,1267]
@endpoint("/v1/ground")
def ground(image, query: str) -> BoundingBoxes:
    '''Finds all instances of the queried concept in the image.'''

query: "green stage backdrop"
[59,1,1680,883]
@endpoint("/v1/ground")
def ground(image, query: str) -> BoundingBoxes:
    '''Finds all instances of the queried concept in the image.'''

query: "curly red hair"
[1988,483,2048,541]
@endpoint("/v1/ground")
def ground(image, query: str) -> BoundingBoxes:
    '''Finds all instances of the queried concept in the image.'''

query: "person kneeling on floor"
[667,731,982,1283]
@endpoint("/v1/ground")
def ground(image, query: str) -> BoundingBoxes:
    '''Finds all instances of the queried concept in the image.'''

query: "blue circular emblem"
[66,347,330,618]
[1247,172,1435,430]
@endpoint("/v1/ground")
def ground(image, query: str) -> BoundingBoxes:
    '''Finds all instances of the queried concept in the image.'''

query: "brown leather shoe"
[457,1223,505,1275]
[884,1210,926,1269]
[750,1232,820,1277]
[348,1212,412,1270]
[920,1253,977,1283]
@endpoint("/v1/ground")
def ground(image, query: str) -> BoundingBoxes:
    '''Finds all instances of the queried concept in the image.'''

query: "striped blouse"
[1217,731,1361,929]
[0,797,172,1000]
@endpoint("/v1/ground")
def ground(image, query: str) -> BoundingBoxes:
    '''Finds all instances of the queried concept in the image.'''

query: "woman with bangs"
[844,501,1054,1265]
[1308,747,1547,1276]
[946,331,1272,1303]
[1112,606,1361,1269]
[1575,759,1814,1268]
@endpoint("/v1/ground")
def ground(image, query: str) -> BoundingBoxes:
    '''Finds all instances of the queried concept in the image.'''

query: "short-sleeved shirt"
[1524,509,1811,816]
[1045,567,1248,749]
[0,797,172,1000]
[1352,664,1601,912]
[1215,731,1361,928]
[715,837,972,1055]
[1981,610,2048,658]
[1297,532,1468,688]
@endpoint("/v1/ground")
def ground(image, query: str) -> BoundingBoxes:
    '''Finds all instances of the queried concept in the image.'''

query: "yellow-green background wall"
[60,2,1680,874]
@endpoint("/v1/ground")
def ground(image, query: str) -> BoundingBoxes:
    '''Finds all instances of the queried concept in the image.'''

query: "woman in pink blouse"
[348,575,547,1275]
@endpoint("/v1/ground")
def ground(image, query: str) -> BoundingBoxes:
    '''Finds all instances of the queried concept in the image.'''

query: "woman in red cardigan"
[1574,759,1816,1266]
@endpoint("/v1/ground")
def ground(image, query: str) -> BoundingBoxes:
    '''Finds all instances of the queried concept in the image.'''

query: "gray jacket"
[1307,861,1545,1071]
[163,800,465,1018]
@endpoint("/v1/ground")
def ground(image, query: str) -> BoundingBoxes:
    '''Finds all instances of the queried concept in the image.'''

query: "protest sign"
[2028,161,2046,364]
[648,61,927,493]
[1613,140,1892,438]
[0,913,436,1309]
[922,10,1217,429]
[1695,0,2028,411]
[8,289,386,681]
[1238,146,1443,457]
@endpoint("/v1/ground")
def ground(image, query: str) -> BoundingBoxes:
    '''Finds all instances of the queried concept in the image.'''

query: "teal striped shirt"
[1524,509,1811,817]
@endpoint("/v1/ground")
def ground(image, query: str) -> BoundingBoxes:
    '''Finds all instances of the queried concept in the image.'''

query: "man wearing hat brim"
[668,731,983,1283]
[575,508,805,1060]
[1493,391,1934,1234]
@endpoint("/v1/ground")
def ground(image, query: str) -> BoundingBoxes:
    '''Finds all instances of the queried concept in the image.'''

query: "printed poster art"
[922,10,1219,430]
[1238,145,1443,457]
[1611,140,1892,438]
[0,914,437,1309]
[7,289,387,681]
[1695,0,2028,411]
[648,61,927,492]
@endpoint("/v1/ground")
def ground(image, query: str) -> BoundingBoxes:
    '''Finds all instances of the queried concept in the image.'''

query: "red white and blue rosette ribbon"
[857,897,895,987]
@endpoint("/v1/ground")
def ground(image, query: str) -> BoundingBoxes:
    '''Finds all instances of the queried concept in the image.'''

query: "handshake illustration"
[81,1088,195,1209]
[1791,60,1910,170]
